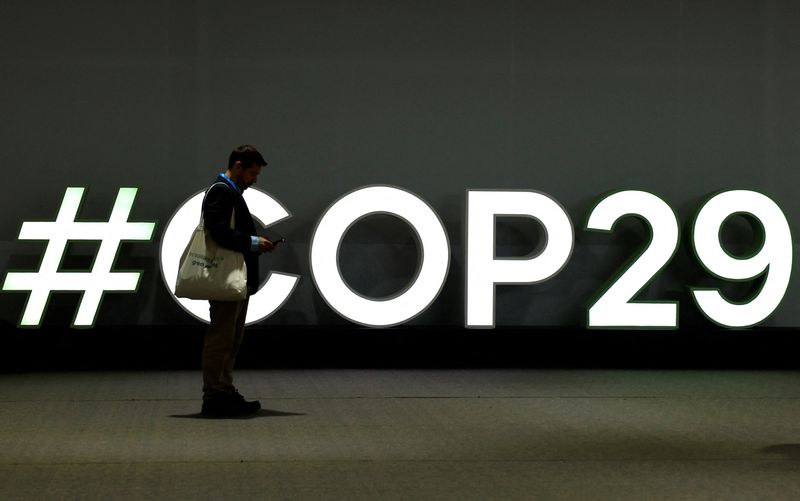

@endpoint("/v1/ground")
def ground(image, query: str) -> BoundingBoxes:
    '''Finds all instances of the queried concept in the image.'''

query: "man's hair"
[228,144,267,169]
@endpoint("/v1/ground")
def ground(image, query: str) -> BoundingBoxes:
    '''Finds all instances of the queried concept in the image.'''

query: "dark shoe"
[229,390,261,414]
[201,393,237,417]
[201,392,260,417]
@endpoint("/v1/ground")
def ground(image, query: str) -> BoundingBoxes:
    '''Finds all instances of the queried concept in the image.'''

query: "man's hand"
[258,236,275,254]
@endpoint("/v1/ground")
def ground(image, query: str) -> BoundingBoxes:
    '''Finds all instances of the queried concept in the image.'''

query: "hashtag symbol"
[2,187,156,327]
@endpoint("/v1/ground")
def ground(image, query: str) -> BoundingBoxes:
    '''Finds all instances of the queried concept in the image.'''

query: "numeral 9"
[691,190,793,328]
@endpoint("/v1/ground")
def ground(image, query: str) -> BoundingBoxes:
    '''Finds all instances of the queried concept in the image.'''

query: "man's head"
[226,144,267,191]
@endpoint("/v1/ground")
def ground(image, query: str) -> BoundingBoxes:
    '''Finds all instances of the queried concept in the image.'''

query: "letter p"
[466,191,573,328]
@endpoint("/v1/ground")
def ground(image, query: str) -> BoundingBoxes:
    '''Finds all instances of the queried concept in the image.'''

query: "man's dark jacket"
[202,175,259,294]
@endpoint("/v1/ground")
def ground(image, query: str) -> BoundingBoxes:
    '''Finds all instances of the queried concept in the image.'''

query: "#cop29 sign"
[1,186,793,330]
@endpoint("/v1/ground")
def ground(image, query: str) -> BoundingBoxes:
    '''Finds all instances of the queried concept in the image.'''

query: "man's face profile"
[233,162,262,190]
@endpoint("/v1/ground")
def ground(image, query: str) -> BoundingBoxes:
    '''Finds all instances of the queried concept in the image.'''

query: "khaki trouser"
[202,298,249,400]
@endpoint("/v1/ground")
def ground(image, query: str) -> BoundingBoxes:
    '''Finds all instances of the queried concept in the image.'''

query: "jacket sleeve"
[202,185,253,253]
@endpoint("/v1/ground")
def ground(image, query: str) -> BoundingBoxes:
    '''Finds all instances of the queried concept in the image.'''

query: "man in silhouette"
[200,144,274,417]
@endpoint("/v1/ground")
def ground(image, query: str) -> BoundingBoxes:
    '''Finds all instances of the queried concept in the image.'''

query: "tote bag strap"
[199,181,237,228]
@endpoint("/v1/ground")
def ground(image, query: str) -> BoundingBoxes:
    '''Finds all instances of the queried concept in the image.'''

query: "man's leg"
[202,300,245,400]
[222,298,249,393]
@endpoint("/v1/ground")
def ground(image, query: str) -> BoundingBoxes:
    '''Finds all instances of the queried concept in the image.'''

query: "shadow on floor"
[170,409,306,420]
[762,444,800,459]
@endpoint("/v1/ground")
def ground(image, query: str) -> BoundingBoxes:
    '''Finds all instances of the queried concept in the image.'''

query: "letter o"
[310,185,450,327]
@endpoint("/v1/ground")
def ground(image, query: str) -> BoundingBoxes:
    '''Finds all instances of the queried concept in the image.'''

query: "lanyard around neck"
[219,172,242,194]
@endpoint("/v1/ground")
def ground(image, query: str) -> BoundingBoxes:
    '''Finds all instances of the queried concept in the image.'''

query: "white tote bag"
[175,200,248,301]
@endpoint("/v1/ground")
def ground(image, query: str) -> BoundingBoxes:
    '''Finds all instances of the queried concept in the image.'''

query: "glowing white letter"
[586,190,679,328]
[310,186,450,327]
[466,190,573,328]
[691,190,792,327]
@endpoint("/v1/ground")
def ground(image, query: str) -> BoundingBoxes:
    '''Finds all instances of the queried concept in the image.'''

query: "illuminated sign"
[2,187,793,329]
[310,186,450,327]
[2,187,155,327]
[466,190,573,328]
[690,190,792,328]
[585,190,793,329]
[586,190,680,328]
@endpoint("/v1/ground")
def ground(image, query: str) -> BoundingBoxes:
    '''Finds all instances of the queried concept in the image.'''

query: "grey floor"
[1,370,800,500]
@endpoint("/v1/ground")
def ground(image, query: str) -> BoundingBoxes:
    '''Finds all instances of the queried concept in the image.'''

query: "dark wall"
[1,1,799,330]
